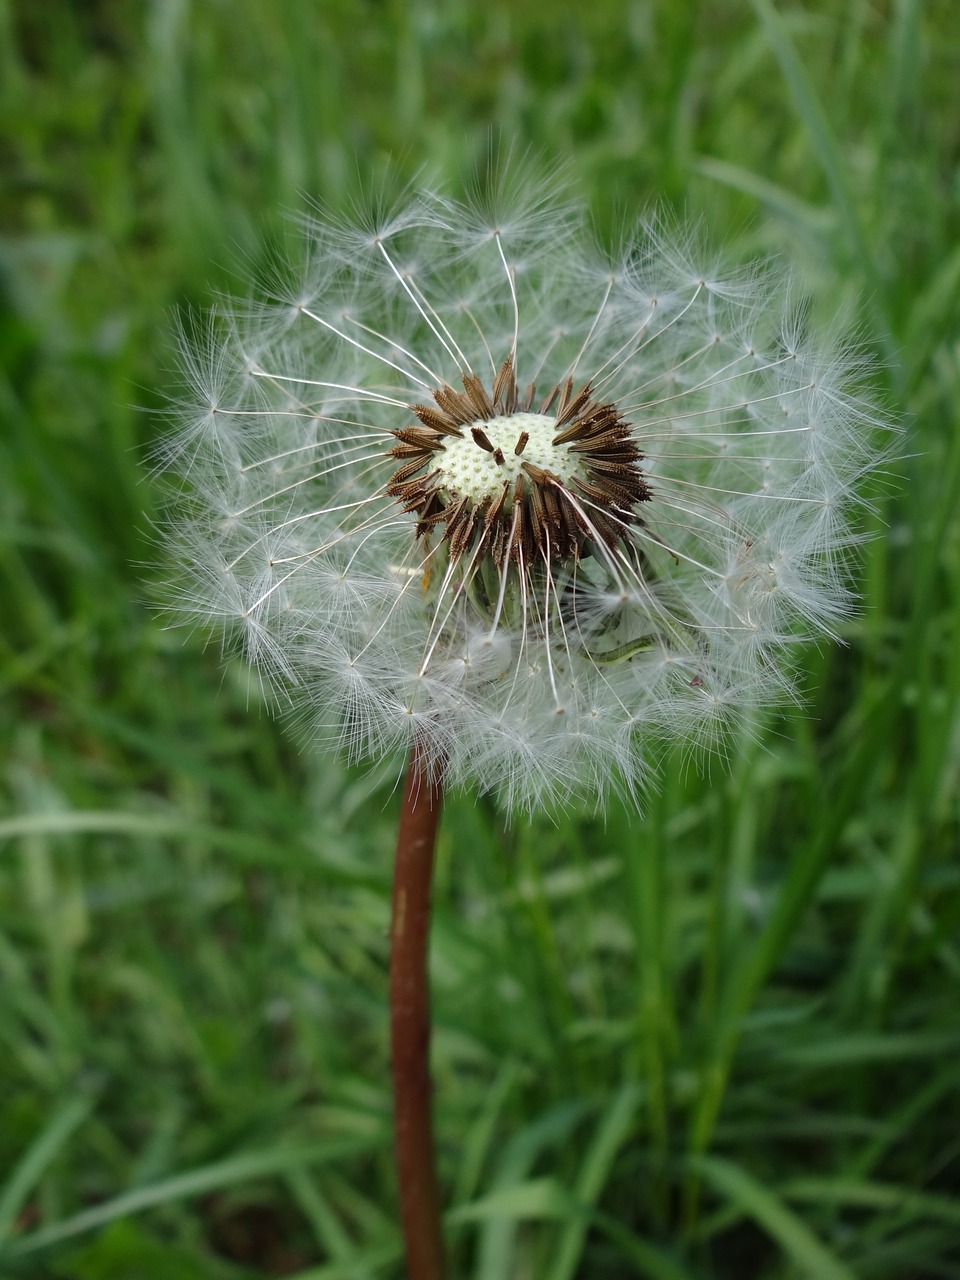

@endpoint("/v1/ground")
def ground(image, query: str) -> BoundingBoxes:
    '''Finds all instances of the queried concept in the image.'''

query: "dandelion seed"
[158,169,887,814]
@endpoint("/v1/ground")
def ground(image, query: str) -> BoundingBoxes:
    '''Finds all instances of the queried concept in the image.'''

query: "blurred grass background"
[2,0,959,1276]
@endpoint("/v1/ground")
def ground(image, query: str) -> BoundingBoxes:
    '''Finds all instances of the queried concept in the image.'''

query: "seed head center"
[437,412,578,504]
[387,358,650,565]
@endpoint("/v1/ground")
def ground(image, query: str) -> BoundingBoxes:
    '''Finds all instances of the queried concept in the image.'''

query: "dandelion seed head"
[157,166,891,813]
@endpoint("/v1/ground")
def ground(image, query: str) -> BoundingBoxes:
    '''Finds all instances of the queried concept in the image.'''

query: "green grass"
[2,0,959,1275]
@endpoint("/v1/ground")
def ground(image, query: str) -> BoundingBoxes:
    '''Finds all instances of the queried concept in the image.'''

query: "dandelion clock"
[158,162,887,1279]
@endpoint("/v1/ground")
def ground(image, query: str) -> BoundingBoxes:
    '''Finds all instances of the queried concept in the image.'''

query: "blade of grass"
[782,1178,960,1227]
[545,1083,640,1280]
[749,0,900,389]
[450,1178,574,1224]
[1,1137,382,1259]
[776,1029,960,1067]
[694,156,834,232]
[626,813,670,1184]
[588,1209,700,1280]
[749,0,872,278]
[846,1064,960,1180]
[451,1060,522,1208]
[471,1101,591,1280]
[685,709,890,1211]
[285,1167,373,1279]
[689,1154,857,1280]
[0,1093,97,1244]
[285,1240,404,1280]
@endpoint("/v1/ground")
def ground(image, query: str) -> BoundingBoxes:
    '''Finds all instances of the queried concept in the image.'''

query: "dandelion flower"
[157,167,891,1278]
[159,170,884,812]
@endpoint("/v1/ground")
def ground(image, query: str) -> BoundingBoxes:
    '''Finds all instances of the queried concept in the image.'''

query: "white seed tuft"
[156,168,892,814]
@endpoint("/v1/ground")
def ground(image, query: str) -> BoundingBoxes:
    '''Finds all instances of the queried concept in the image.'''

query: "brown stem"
[390,741,447,1280]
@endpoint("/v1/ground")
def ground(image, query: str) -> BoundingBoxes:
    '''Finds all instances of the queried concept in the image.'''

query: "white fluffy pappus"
[157,168,888,813]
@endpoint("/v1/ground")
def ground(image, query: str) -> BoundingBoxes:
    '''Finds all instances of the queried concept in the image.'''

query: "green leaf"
[690,1154,857,1280]
[2,1138,382,1259]
[546,1084,640,1280]
[0,1092,96,1244]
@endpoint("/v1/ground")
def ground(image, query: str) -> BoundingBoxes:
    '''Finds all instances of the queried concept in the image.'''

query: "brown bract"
[386,356,651,568]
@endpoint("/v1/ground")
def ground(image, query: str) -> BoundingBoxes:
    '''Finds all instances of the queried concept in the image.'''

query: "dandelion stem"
[390,740,447,1280]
